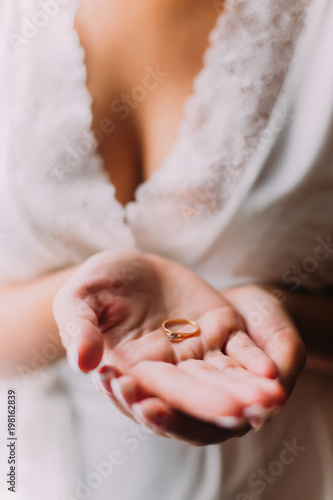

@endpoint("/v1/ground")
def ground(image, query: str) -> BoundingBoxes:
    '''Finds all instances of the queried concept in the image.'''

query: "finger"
[130,360,252,422]
[132,399,173,438]
[223,330,278,379]
[93,365,122,396]
[261,322,306,392]
[53,291,104,372]
[131,398,250,445]
[93,370,172,437]
[170,305,245,364]
[225,286,306,392]
[97,367,251,437]
[193,306,278,378]
[92,368,141,421]
[178,359,286,410]
[108,329,175,371]
[204,349,243,373]
[95,366,252,439]
[205,350,286,423]
[93,366,163,422]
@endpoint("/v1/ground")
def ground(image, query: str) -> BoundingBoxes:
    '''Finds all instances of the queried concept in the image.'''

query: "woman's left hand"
[221,284,307,395]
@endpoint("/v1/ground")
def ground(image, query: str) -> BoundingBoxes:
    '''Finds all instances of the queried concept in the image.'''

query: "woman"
[0,0,333,498]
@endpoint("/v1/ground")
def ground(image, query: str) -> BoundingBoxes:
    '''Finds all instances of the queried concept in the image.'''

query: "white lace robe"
[0,0,333,499]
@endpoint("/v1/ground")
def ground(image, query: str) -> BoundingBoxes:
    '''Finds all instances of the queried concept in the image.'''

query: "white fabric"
[1,0,333,499]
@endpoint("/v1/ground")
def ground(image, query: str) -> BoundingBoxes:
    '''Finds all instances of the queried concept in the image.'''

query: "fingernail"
[92,372,104,393]
[67,343,80,373]
[132,404,172,427]
[214,416,248,429]
[111,378,132,408]
[92,372,111,395]
[243,404,281,431]
[247,415,263,431]
[112,376,139,407]
[94,368,117,395]
[132,404,147,425]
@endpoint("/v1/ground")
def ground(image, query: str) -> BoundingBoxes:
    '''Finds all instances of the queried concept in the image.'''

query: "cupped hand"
[222,284,307,395]
[53,250,287,444]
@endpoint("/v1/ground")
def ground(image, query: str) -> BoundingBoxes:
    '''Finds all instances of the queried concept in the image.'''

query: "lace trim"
[12,0,135,261]
[131,0,311,222]
[11,0,311,261]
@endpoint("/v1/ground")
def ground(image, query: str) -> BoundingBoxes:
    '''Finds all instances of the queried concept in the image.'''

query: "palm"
[100,265,232,372]
[54,250,286,426]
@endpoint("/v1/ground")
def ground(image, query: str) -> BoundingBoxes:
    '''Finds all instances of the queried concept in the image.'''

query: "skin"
[53,250,305,445]
[74,0,222,205]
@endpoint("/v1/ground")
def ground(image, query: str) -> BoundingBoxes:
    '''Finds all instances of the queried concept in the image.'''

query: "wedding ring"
[162,318,200,341]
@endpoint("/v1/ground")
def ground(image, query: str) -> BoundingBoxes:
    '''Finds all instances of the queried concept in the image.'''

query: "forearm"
[0,265,79,375]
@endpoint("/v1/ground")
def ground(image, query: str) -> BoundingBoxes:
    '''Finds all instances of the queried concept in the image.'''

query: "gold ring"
[162,318,200,342]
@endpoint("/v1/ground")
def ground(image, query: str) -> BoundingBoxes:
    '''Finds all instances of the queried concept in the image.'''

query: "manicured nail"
[132,404,171,427]
[111,378,133,408]
[92,372,111,395]
[94,367,117,395]
[214,416,248,429]
[132,404,147,425]
[112,376,138,407]
[243,404,281,431]
[92,372,104,393]
[67,343,80,373]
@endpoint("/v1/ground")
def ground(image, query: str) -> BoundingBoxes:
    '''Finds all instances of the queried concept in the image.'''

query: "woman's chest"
[74,0,222,206]
[8,0,329,288]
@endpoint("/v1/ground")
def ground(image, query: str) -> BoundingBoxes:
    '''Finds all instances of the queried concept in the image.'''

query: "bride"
[1,0,333,498]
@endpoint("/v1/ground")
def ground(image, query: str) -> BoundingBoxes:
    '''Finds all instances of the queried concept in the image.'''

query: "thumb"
[53,293,104,373]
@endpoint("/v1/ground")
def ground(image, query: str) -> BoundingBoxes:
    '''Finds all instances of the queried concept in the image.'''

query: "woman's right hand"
[53,249,287,444]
